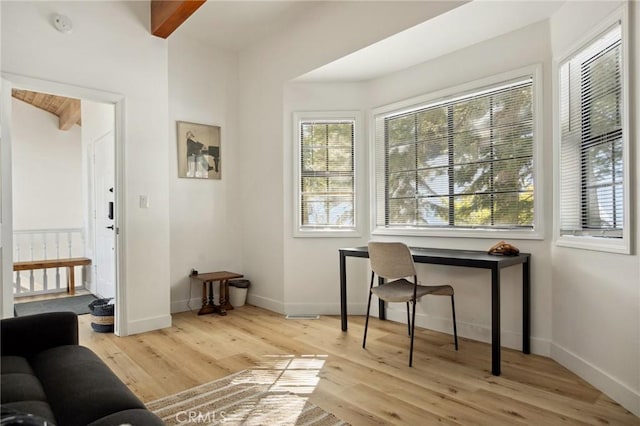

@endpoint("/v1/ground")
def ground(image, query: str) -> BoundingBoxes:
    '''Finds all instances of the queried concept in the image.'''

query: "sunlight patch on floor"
[226,354,328,425]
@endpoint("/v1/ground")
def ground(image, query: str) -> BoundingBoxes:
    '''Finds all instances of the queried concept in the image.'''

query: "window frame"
[370,65,544,239]
[293,111,363,238]
[553,5,630,254]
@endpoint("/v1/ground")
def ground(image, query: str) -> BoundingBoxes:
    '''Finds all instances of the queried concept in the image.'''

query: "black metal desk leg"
[340,252,348,331]
[378,276,386,320]
[491,266,501,376]
[523,257,531,354]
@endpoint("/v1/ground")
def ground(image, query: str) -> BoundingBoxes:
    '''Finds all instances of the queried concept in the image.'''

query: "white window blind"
[558,22,623,238]
[374,78,534,230]
[298,120,355,230]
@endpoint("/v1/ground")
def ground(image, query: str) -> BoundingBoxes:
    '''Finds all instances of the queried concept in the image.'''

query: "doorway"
[1,74,124,333]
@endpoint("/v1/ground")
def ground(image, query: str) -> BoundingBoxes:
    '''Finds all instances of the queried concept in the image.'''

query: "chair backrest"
[368,242,416,280]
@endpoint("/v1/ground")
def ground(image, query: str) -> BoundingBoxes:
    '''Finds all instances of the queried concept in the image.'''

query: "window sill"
[372,226,543,240]
[294,228,361,238]
[556,235,630,254]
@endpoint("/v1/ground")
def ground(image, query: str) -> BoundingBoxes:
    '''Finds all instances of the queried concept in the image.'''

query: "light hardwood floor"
[79,305,638,425]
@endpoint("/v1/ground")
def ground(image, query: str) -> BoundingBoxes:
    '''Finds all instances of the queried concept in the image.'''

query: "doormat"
[14,294,98,317]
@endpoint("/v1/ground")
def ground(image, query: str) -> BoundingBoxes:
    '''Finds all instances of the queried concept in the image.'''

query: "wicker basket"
[89,298,114,333]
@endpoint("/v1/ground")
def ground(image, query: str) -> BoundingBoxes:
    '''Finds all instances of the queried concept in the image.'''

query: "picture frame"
[177,121,221,179]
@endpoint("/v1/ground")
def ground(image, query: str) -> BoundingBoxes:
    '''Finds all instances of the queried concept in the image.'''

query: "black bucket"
[89,298,114,333]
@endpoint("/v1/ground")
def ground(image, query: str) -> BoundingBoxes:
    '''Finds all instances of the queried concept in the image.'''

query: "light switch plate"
[139,195,149,209]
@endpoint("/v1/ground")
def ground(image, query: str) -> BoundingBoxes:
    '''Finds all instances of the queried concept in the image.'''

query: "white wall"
[283,82,370,314]
[12,98,82,230]
[238,1,467,313]
[549,1,639,415]
[1,1,171,334]
[167,32,242,313]
[282,20,554,355]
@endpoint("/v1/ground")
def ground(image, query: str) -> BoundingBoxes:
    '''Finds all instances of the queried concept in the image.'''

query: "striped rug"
[147,369,348,426]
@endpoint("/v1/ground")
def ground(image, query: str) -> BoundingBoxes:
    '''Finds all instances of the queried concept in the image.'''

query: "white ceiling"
[176,1,319,52]
[177,1,565,82]
[296,1,565,82]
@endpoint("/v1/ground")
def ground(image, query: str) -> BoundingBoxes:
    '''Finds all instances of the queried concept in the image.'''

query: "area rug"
[147,369,349,426]
[14,294,98,317]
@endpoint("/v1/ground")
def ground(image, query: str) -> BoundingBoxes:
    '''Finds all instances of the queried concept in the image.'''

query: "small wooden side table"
[192,271,243,316]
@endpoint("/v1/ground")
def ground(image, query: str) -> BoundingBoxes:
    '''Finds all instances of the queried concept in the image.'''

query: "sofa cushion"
[1,355,35,374]
[31,345,148,426]
[1,403,56,425]
[1,373,48,403]
[1,355,49,405]
[1,356,57,424]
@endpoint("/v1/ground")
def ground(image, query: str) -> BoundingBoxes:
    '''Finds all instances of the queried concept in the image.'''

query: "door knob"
[106,225,114,230]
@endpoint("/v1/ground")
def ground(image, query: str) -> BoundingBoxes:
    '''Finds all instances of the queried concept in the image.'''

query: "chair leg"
[409,300,417,367]
[363,273,375,349]
[451,295,458,351]
[406,302,411,336]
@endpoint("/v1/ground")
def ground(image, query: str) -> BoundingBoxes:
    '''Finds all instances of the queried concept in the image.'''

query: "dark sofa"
[1,312,163,426]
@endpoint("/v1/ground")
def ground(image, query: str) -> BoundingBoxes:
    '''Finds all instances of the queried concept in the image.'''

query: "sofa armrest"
[1,312,79,358]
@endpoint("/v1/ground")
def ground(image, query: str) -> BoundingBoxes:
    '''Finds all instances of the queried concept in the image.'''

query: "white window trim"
[369,64,544,239]
[293,110,363,238]
[553,4,630,254]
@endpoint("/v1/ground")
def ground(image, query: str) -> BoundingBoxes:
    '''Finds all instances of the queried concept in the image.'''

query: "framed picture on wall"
[177,121,221,179]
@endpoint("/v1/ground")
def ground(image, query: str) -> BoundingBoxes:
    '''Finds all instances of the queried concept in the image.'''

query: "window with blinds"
[558,22,624,239]
[374,77,534,231]
[298,119,355,230]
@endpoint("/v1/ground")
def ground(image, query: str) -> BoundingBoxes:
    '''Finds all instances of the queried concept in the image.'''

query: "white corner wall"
[12,98,82,230]
[549,1,640,416]
[238,1,467,313]
[167,32,242,313]
[1,1,171,334]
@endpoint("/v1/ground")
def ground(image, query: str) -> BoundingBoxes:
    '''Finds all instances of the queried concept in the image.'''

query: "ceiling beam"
[151,0,206,39]
[13,89,82,130]
[58,99,81,131]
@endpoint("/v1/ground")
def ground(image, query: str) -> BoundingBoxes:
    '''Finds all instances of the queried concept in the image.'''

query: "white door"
[93,132,115,299]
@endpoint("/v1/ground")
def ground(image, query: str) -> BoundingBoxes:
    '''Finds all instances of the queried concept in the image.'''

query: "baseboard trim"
[171,297,202,314]
[551,342,640,417]
[384,307,551,356]
[283,302,367,316]
[273,301,550,354]
[171,297,551,354]
[125,314,172,336]
[172,299,369,317]
[171,291,288,314]
[247,294,284,314]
